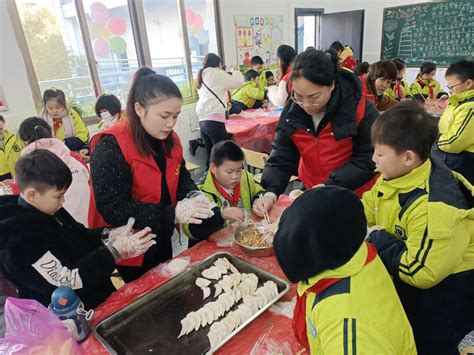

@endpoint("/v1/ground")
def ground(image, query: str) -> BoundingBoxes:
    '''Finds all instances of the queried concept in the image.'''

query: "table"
[424,99,447,118]
[81,196,305,354]
[226,109,281,153]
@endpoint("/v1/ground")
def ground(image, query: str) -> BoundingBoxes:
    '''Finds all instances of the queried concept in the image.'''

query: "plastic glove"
[252,194,276,218]
[221,206,244,222]
[175,198,214,224]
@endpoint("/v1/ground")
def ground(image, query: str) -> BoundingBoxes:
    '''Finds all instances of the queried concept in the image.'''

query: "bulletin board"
[233,15,284,71]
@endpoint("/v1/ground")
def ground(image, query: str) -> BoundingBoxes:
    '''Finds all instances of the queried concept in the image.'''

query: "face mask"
[100,111,114,123]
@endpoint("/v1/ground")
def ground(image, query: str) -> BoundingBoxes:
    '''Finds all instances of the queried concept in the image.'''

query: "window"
[13,0,221,117]
[16,0,96,116]
[82,0,139,104]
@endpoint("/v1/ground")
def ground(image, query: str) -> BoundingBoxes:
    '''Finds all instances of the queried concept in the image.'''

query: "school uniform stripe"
[343,318,349,355]
[400,228,428,270]
[352,318,357,355]
[400,238,434,277]
[438,109,473,145]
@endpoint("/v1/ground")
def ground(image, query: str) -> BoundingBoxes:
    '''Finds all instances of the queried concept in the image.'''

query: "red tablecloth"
[226,110,280,153]
[81,196,305,354]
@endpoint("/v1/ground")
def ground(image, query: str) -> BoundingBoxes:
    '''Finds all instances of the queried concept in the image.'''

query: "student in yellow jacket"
[0,115,23,180]
[385,58,412,100]
[229,70,265,114]
[41,89,89,151]
[362,102,474,355]
[433,60,474,184]
[409,62,448,100]
[184,140,275,242]
[274,186,416,354]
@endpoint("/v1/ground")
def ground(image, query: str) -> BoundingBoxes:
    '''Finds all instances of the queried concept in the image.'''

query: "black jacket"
[0,197,116,309]
[262,70,379,195]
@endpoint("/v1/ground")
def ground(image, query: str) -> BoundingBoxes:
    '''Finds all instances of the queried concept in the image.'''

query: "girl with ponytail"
[261,49,379,198]
[19,116,91,226]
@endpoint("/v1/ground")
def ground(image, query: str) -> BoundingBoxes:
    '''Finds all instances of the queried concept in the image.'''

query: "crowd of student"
[0,45,473,354]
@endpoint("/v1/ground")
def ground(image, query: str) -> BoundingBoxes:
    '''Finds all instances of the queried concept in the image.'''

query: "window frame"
[8,0,223,120]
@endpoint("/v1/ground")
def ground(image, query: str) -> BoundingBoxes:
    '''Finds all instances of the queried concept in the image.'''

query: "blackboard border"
[380,1,447,68]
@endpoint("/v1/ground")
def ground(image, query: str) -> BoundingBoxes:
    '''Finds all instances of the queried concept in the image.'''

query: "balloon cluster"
[89,2,127,57]
[185,10,209,51]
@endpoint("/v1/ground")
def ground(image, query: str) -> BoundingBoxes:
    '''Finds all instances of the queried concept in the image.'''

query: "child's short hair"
[368,60,398,81]
[19,116,52,144]
[418,62,437,77]
[245,69,260,82]
[95,94,122,117]
[0,115,4,123]
[371,101,438,161]
[392,58,407,71]
[42,88,67,108]
[210,140,244,167]
[445,60,474,81]
[250,56,264,66]
[15,149,72,194]
[265,71,274,80]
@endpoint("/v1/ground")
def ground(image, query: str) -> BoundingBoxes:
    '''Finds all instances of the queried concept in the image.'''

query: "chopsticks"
[259,194,271,224]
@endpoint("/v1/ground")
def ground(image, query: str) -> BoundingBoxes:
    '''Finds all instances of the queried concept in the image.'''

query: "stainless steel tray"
[94,252,290,355]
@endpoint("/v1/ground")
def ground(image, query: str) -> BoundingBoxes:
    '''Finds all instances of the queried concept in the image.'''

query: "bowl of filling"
[234,222,275,258]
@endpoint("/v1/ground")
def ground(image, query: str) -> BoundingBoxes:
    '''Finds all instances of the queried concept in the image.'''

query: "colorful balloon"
[93,38,109,57]
[109,36,127,54]
[197,29,209,45]
[107,17,126,36]
[194,14,204,29]
[185,10,195,25]
[90,2,109,26]
[88,21,100,39]
[188,36,199,51]
[190,24,198,37]
[99,27,111,41]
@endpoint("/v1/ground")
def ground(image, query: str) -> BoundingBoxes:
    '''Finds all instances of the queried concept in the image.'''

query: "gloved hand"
[103,217,156,261]
[175,196,214,224]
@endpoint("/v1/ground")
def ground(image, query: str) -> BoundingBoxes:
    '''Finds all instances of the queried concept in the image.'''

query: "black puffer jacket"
[262,70,379,195]
[0,197,116,309]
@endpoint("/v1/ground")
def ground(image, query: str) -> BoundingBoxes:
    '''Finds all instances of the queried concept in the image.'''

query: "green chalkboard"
[381,0,474,66]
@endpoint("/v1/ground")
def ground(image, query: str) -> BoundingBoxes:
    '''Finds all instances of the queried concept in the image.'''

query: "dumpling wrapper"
[202,286,211,300]
[196,277,211,288]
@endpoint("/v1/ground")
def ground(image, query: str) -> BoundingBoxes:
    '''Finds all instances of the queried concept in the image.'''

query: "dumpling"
[196,277,211,288]
[202,266,222,280]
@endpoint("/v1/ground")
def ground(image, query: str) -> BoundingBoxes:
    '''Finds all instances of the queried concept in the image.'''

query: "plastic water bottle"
[49,286,93,342]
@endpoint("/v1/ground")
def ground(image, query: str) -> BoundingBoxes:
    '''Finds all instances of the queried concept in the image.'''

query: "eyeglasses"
[447,80,466,92]
[291,94,322,107]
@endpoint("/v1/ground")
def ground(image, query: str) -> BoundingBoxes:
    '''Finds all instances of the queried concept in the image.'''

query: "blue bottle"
[49,286,93,342]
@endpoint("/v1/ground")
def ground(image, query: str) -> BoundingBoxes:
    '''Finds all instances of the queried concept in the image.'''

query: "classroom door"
[319,10,365,62]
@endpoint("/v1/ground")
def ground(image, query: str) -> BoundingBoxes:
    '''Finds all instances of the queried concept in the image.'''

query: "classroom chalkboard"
[381,0,474,67]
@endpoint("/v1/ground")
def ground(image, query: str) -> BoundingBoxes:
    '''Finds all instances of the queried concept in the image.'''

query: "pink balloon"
[107,17,126,35]
[185,10,195,25]
[194,14,204,29]
[90,2,109,26]
[93,38,109,57]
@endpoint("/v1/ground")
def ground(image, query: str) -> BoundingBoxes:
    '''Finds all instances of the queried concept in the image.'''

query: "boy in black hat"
[273,186,416,354]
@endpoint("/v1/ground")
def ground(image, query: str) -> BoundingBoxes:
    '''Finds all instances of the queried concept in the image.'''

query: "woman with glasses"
[433,59,474,184]
[261,49,379,197]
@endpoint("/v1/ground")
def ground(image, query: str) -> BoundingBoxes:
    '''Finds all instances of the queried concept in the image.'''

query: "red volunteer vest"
[291,95,377,197]
[88,121,182,266]
[359,74,377,106]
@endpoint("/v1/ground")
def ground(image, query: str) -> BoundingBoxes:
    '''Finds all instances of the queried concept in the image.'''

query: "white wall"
[0,0,37,131]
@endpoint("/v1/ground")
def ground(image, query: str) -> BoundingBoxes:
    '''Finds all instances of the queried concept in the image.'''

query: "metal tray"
[94,252,290,355]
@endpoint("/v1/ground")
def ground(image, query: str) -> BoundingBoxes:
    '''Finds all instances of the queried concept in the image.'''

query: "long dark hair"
[417,62,437,79]
[366,60,398,99]
[292,49,339,86]
[196,53,221,89]
[19,116,53,144]
[126,67,182,157]
[277,45,297,77]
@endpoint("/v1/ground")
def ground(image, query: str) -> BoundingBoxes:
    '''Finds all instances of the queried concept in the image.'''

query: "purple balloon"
[90,2,109,26]
[93,38,109,57]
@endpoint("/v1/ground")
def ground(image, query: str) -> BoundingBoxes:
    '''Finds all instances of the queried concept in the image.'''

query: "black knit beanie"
[273,186,367,283]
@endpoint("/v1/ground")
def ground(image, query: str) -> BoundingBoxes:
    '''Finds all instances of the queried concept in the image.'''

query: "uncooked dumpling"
[202,266,222,280]
[202,286,211,300]
[196,277,211,288]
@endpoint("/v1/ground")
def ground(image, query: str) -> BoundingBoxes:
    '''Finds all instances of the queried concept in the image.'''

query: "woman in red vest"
[262,49,379,197]
[89,68,212,282]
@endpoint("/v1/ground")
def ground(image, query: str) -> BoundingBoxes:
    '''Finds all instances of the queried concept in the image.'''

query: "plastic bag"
[250,325,293,355]
[269,296,296,319]
[155,257,191,277]
[0,297,82,354]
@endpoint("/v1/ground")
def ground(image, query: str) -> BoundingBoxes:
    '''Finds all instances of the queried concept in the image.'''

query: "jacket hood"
[22,138,71,164]
[447,89,474,106]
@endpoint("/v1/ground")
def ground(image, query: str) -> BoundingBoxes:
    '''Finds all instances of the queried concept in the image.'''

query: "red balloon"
[185,10,195,25]
[107,17,126,36]
[194,14,204,28]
